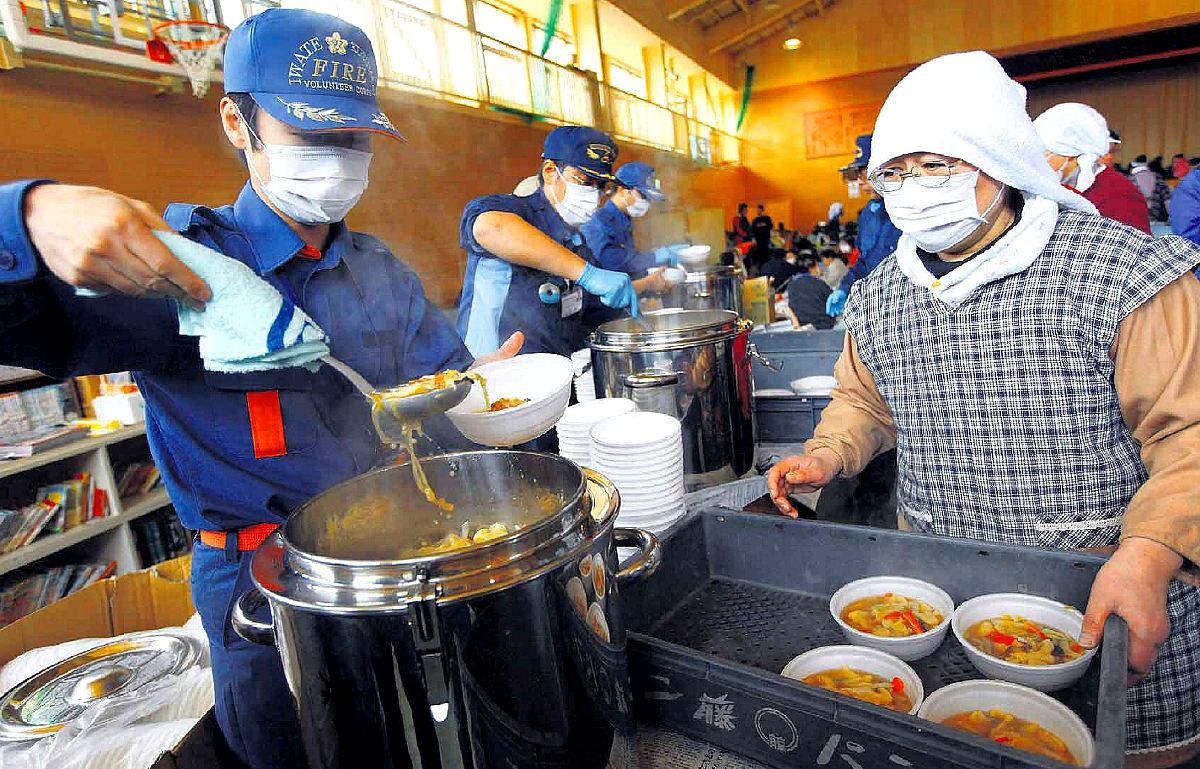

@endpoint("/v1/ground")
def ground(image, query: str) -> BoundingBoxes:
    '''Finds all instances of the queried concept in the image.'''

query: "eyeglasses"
[867,159,967,193]
[558,164,618,196]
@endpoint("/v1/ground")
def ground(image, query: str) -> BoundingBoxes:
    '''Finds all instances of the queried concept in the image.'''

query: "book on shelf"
[116,460,162,500]
[0,560,117,627]
[0,500,61,555]
[131,511,188,566]
[0,424,89,459]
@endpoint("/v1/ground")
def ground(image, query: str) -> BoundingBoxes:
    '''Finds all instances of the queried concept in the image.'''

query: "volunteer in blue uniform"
[0,10,520,769]
[826,134,902,317]
[456,127,639,358]
[581,161,670,274]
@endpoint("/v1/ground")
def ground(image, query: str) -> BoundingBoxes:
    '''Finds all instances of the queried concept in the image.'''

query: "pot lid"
[253,452,619,612]
[0,632,203,741]
[683,264,740,281]
[590,309,744,351]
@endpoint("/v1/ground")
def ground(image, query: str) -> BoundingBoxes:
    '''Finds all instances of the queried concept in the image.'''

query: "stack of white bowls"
[588,412,686,533]
[555,398,636,466]
[571,348,596,402]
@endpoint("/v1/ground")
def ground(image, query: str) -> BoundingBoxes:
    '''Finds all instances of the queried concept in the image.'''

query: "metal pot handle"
[614,528,662,585]
[623,371,681,389]
[231,587,276,646]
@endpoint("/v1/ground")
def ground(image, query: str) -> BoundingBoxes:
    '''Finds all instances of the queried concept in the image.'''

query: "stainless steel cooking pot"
[231,450,659,769]
[590,309,760,489]
[659,265,743,315]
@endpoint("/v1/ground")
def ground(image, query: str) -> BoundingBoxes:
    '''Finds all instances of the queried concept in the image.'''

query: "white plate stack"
[589,412,686,533]
[555,398,636,466]
[571,348,596,402]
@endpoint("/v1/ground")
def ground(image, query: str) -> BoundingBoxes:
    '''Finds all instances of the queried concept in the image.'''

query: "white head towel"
[1033,102,1109,193]
[828,201,844,221]
[868,51,1097,215]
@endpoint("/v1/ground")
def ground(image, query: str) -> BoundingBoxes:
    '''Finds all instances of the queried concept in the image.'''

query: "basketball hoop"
[150,20,230,98]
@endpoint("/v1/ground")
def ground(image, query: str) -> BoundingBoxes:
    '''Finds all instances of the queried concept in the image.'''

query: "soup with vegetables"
[800,667,913,712]
[964,615,1084,665]
[840,593,944,637]
[942,709,1079,765]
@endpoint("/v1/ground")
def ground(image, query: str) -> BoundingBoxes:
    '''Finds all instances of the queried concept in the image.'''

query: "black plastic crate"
[755,396,831,443]
[623,511,1128,769]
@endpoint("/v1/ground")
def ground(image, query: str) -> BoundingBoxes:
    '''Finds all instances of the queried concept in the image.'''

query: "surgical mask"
[1055,158,1080,187]
[885,171,1004,253]
[548,170,600,228]
[239,110,372,224]
[627,197,651,218]
[249,144,372,224]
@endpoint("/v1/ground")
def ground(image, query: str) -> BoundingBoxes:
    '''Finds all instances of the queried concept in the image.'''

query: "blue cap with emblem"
[223,8,403,141]
[615,161,666,201]
[840,134,872,172]
[542,126,617,181]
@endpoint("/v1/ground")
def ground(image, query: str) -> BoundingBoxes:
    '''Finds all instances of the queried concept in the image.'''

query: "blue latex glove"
[826,288,848,317]
[653,246,679,267]
[578,263,640,318]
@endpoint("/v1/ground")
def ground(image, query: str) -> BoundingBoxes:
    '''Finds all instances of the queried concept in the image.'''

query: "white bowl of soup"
[781,645,923,715]
[918,679,1094,767]
[829,576,954,661]
[951,593,1097,692]
[447,354,573,446]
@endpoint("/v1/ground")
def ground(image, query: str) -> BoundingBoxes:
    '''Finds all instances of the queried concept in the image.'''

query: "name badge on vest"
[561,287,583,318]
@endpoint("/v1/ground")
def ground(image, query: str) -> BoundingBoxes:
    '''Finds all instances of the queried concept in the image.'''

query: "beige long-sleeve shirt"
[806,275,1200,566]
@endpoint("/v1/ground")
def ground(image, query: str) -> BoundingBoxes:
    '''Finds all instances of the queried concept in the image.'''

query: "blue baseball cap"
[223,8,403,141]
[542,126,617,181]
[615,162,666,201]
[840,134,872,172]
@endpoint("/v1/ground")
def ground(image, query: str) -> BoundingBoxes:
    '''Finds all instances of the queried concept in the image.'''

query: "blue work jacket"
[580,201,654,275]
[0,180,472,531]
[839,197,902,294]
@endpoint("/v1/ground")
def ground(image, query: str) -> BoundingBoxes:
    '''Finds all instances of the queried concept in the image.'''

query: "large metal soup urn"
[232,450,660,769]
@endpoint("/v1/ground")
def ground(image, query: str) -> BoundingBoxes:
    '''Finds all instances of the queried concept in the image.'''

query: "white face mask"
[627,197,651,218]
[885,170,1004,253]
[548,170,601,228]
[249,143,372,224]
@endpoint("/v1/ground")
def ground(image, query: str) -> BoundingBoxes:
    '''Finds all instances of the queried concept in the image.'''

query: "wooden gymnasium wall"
[0,66,746,307]
[742,60,1200,234]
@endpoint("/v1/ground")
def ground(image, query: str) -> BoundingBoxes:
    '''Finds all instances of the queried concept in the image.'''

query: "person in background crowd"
[731,202,752,246]
[824,202,844,242]
[750,204,774,268]
[1169,163,1200,270]
[759,247,798,290]
[819,248,849,290]
[770,50,1200,768]
[1034,102,1151,234]
[1171,153,1190,179]
[826,134,903,317]
[457,126,638,360]
[785,253,835,330]
[1149,155,1168,177]
[839,237,860,267]
[771,221,792,250]
[1130,154,1173,224]
[1190,157,1200,174]
[1101,129,1121,169]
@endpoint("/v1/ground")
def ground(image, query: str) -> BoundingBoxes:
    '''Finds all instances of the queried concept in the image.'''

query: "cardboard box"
[0,556,237,768]
[0,555,193,665]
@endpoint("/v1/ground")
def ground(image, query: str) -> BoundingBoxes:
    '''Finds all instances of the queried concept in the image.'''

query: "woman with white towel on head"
[768,50,1200,768]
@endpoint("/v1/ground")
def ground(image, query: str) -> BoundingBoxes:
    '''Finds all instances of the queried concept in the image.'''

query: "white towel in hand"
[157,231,331,373]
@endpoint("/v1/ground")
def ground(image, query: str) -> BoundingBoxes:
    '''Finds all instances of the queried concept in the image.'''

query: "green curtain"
[539,0,564,58]
[736,64,755,132]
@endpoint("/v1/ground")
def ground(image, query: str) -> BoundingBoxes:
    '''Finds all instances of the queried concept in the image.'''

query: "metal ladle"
[321,356,474,440]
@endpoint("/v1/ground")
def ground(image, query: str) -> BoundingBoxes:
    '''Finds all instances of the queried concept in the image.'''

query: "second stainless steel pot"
[659,264,744,315]
[232,451,659,769]
[589,309,756,489]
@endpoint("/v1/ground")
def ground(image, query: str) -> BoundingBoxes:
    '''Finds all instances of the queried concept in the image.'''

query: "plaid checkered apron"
[844,210,1200,753]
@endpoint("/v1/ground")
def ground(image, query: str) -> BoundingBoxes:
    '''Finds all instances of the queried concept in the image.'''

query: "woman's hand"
[767,450,841,517]
[1079,537,1181,685]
